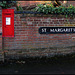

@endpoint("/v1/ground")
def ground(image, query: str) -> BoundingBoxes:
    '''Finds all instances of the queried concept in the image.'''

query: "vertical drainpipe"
[0,7,4,62]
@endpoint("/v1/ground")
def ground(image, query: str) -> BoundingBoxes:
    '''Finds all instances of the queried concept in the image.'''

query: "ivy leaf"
[0,4,4,6]
[65,15,68,18]
[3,1,6,4]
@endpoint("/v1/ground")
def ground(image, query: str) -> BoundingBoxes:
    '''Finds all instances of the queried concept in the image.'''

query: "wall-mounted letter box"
[2,9,14,37]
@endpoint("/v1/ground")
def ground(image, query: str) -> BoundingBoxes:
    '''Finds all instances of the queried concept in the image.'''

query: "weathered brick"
[3,13,75,59]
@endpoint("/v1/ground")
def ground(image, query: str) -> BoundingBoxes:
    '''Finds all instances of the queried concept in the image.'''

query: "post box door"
[2,13,14,37]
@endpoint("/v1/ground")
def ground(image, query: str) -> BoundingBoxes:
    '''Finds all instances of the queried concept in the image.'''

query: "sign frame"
[39,27,75,34]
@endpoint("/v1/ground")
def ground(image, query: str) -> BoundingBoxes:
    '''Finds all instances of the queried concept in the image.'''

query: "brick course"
[18,1,75,7]
[3,13,75,59]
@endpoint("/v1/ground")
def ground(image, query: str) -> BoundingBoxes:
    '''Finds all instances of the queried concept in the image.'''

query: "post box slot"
[5,13,11,15]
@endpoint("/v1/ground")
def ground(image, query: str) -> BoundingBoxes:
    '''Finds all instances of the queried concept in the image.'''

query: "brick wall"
[3,13,75,59]
[18,1,75,7]
[68,1,75,6]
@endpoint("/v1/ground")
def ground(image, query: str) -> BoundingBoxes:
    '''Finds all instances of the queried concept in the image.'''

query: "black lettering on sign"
[39,27,75,34]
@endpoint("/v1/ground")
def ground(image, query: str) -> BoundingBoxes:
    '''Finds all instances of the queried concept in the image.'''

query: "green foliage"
[16,6,23,11]
[34,3,75,17]
[0,1,16,9]
[0,1,23,11]
[16,2,23,11]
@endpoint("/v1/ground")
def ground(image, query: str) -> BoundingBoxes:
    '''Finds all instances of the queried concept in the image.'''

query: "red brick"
[3,14,75,58]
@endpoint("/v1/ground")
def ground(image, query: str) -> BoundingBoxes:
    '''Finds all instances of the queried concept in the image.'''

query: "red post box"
[2,9,14,37]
